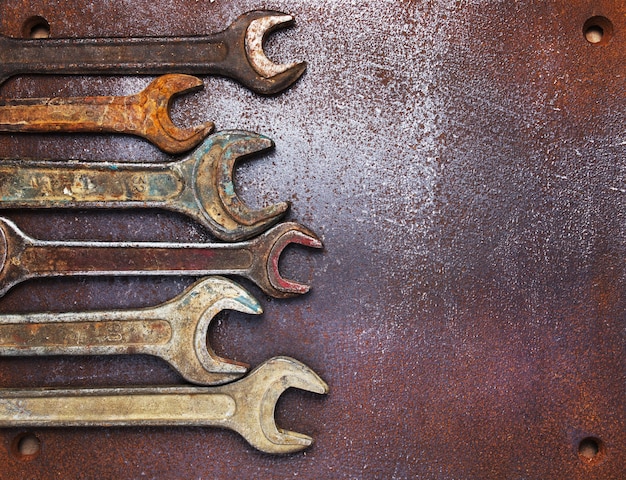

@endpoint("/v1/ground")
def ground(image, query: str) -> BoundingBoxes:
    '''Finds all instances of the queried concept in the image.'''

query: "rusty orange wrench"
[0,219,322,299]
[0,130,289,241]
[0,11,305,95]
[0,74,213,154]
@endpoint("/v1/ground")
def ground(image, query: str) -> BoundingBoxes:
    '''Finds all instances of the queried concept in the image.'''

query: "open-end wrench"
[0,11,305,95]
[0,74,213,154]
[0,356,327,454]
[0,218,322,299]
[0,277,262,385]
[0,130,289,242]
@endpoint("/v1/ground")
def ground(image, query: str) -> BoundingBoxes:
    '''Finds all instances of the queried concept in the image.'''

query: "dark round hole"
[578,437,605,465]
[22,16,50,39]
[11,432,41,460]
[583,16,614,46]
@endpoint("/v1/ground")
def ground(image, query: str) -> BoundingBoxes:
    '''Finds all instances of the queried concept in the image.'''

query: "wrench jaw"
[225,11,307,95]
[227,356,328,454]
[245,15,303,79]
[164,276,263,385]
[192,131,289,242]
[252,222,323,299]
[140,74,215,154]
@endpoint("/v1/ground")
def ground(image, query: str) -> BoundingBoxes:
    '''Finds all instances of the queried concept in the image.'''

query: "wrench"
[0,11,305,95]
[0,218,322,299]
[0,356,327,454]
[0,277,262,385]
[0,74,214,154]
[0,130,289,242]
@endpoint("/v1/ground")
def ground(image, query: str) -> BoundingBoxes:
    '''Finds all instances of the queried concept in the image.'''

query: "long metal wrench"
[0,277,262,385]
[0,74,213,154]
[0,218,322,299]
[0,11,305,95]
[0,356,328,454]
[0,130,289,242]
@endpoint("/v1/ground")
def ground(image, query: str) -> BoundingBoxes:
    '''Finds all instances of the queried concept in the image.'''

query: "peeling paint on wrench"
[0,277,262,385]
[0,11,305,95]
[0,74,213,154]
[0,356,328,454]
[0,219,322,299]
[0,131,289,241]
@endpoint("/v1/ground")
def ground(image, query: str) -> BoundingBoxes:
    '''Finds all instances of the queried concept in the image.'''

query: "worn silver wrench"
[0,277,261,385]
[0,130,289,242]
[0,356,328,454]
[0,11,305,95]
[0,219,322,299]
[0,74,213,154]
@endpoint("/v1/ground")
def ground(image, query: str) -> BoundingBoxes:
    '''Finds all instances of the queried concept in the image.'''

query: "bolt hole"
[22,16,50,39]
[578,437,605,465]
[11,432,41,460]
[585,26,604,44]
[583,16,613,46]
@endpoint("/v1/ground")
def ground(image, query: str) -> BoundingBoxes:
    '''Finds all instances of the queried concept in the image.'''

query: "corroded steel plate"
[0,1,624,478]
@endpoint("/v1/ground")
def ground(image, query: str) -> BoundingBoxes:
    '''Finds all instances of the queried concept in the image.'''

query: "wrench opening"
[192,130,289,242]
[228,356,328,454]
[217,133,290,226]
[190,287,263,382]
[144,74,215,153]
[245,15,301,79]
[162,276,263,385]
[229,11,306,95]
[263,223,323,298]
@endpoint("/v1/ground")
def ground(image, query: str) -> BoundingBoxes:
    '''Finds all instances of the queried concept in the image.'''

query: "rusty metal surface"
[0,0,624,478]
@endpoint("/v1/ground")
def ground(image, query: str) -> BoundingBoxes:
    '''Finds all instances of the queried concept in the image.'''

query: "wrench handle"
[0,162,184,206]
[0,35,229,85]
[0,316,171,354]
[0,388,235,426]
[21,243,254,277]
[0,96,142,134]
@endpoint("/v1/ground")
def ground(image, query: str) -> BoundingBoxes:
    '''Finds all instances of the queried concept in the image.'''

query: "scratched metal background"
[0,0,624,478]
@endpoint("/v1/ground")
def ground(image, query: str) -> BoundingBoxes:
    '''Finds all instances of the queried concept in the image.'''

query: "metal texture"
[0,10,306,95]
[0,276,262,385]
[0,356,329,454]
[0,130,289,241]
[0,218,322,299]
[0,74,213,154]
[0,1,624,479]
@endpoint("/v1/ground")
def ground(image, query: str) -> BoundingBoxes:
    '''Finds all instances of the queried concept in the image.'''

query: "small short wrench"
[0,130,289,241]
[0,218,322,299]
[0,356,327,454]
[0,11,305,95]
[0,277,262,385]
[0,74,213,154]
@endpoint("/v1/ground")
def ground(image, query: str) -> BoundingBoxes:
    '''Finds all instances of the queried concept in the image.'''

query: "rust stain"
[0,0,623,478]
